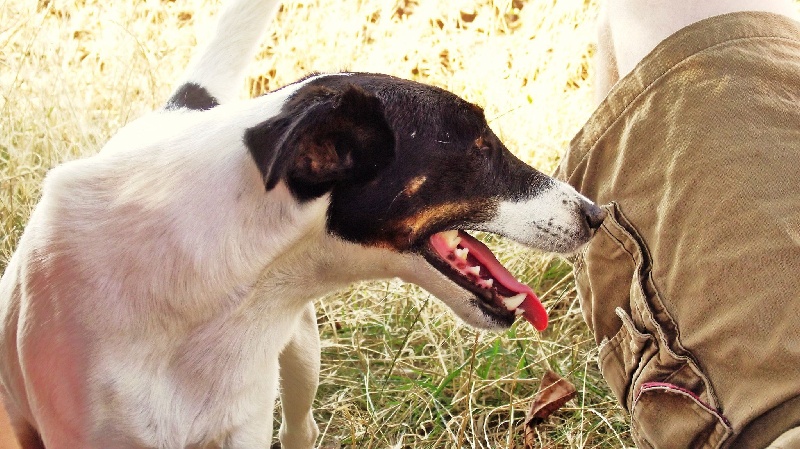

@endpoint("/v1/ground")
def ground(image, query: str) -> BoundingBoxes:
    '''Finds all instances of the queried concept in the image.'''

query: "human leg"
[593,5,619,105]
[596,0,798,93]
[566,7,800,448]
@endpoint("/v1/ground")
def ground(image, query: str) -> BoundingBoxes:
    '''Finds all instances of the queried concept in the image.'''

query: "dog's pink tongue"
[464,235,548,331]
[519,294,548,331]
[431,231,548,331]
[503,291,548,331]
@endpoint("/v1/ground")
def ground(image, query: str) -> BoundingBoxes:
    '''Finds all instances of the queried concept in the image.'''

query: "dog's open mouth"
[423,230,548,331]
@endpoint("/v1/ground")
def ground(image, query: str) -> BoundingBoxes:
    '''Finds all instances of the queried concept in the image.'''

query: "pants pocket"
[632,383,733,449]
[597,308,656,410]
[578,203,733,448]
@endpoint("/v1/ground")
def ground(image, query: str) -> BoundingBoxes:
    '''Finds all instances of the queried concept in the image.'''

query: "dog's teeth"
[441,230,461,249]
[441,230,459,239]
[454,247,469,260]
[484,279,493,288]
[465,266,481,276]
[515,308,525,316]
[502,293,526,311]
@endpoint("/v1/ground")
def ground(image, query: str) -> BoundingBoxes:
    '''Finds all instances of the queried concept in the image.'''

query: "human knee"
[604,0,799,78]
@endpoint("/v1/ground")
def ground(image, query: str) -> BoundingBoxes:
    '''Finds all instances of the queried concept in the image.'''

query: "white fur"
[0,93,422,447]
[479,183,597,253]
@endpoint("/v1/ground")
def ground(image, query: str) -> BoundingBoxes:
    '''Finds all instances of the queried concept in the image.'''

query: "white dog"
[0,0,604,447]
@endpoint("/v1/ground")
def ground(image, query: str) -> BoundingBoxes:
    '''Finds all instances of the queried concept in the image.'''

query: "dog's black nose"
[581,199,606,231]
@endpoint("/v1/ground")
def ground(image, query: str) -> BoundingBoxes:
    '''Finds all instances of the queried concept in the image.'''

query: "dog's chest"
[91,306,304,447]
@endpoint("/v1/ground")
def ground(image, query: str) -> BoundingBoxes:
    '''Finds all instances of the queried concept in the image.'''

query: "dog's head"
[246,73,604,331]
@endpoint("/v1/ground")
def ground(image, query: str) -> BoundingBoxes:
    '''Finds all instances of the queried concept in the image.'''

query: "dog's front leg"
[226,399,276,449]
[277,303,320,449]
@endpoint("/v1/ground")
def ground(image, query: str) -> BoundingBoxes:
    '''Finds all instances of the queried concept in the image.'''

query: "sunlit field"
[0,0,633,447]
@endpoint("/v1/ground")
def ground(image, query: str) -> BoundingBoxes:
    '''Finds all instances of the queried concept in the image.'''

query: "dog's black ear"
[245,84,395,201]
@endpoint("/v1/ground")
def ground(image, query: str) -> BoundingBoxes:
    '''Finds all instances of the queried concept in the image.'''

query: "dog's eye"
[471,136,493,156]
[470,144,491,156]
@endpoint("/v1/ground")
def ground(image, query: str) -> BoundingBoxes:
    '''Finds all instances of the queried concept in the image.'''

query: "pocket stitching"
[633,382,733,449]
[634,382,728,423]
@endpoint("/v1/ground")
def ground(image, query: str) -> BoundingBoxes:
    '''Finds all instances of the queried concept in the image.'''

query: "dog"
[0,0,605,447]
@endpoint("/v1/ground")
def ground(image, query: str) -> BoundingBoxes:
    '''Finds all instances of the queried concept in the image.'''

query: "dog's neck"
[43,106,411,334]
[248,226,416,306]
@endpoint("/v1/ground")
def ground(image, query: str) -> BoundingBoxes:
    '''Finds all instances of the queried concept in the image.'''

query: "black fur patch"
[166,83,220,111]
[245,73,554,251]
[311,74,552,250]
[245,83,395,202]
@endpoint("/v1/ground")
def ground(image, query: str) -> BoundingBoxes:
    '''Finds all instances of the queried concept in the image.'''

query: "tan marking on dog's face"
[399,202,471,235]
[378,200,492,250]
[403,175,427,196]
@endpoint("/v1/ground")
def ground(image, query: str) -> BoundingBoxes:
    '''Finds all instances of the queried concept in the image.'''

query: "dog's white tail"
[167,0,283,110]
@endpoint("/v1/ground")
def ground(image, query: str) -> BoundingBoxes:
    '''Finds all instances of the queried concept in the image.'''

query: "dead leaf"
[460,9,477,23]
[524,370,577,448]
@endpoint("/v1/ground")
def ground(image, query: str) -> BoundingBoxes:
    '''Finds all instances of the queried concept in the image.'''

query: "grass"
[0,0,632,447]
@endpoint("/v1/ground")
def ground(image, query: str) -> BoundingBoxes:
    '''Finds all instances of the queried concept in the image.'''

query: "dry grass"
[0,0,631,447]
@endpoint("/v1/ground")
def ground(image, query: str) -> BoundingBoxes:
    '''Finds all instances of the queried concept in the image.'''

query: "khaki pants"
[558,12,800,449]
